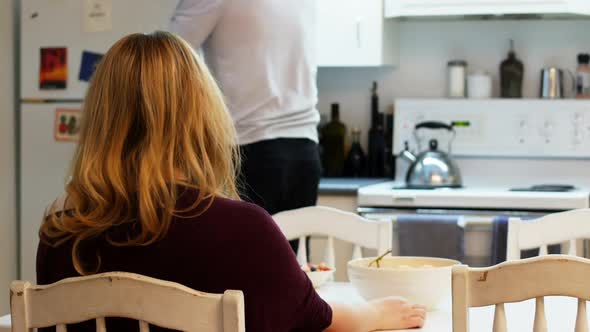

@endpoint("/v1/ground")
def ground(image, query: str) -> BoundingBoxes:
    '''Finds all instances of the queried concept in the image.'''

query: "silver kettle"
[400,121,462,189]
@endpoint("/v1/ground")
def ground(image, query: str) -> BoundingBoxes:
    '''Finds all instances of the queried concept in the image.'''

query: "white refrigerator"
[20,0,178,281]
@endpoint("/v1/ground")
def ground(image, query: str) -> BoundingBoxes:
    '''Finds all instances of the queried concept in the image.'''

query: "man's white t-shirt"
[170,0,320,145]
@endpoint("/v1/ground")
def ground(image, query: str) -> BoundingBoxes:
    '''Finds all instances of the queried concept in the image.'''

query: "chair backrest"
[272,205,392,267]
[10,272,245,332]
[507,208,590,261]
[452,255,590,332]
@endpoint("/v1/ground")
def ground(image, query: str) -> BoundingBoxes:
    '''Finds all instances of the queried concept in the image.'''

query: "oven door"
[357,207,553,267]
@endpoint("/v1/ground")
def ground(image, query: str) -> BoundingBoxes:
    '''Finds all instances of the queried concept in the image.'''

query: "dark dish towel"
[396,215,465,262]
[491,215,560,265]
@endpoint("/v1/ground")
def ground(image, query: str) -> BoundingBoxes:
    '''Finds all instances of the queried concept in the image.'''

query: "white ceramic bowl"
[306,270,335,288]
[348,256,460,310]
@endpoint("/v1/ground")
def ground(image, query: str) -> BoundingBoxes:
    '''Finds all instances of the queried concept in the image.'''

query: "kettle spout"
[400,142,416,163]
[401,149,416,163]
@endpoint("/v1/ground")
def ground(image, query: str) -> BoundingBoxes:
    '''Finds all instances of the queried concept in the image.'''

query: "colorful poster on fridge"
[54,108,81,142]
[78,51,103,82]
[40,47,67,90]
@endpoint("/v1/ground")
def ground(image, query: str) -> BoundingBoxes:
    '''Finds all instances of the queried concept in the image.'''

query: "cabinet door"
[317,0,387,67]
[316,0,361,67]
[355,0,384,66]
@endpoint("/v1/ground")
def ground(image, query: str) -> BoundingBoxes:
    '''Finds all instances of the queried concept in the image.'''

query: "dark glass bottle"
[576,53,590,98]
[371,82,379,128]
[320,103,346,177]
[500,40,524,98]
[317,113,328,176]
[383,109,396,179]
[367,82,385,177]
[344,128,367,177]
[368,114,385,177]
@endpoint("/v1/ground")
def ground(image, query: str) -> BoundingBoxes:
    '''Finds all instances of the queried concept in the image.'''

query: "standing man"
[170,1,321,252]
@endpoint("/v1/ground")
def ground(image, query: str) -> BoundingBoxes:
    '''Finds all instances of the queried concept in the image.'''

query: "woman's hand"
[370,297,426,330]
[327,297,426,332]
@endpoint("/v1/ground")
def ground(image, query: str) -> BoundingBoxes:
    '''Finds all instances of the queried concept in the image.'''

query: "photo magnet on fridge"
[40,47,67,90]
[79,51,103,82]
[54,108,81,142]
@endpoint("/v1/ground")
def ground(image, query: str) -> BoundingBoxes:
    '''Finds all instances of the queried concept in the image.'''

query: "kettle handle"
[415,121,454,131]
[413,121,456,154]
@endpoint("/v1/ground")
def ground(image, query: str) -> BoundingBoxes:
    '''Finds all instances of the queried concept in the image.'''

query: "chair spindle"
[352,245,363,260]
[493,303,507,332]
[539,245,548,256]
[95,317,106,332]
[296,236,307,266]
[533,297,547,332]
[324,236,335,268]
[139,320,150,332]
[576,299,589,332]
[569,239,578,256]
[56,324,67,332]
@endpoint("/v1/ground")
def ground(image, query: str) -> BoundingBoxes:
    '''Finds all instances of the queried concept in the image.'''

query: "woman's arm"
[327,297,426,332]
[238,206,426,331]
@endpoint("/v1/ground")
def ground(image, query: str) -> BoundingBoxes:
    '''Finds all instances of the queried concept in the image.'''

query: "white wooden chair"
[10,272,245,332]
[452,255,590,332]
[505,208,590,331]
[272,205,392,268]
[507,208,590,261]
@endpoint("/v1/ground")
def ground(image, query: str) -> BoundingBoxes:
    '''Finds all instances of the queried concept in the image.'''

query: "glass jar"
[448,60,467,98]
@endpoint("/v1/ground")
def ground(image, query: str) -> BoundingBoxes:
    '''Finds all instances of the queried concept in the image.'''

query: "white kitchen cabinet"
[317,0,399,67]
[385,0,590,18]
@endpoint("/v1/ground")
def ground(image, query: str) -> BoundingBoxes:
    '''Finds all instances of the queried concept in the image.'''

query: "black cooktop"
[509,184,576,192]
[392,185,463,190]
[391,184,576,192]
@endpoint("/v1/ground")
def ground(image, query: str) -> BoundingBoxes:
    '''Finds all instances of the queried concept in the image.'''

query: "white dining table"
[0,282,587,331]
[317,282,590,331]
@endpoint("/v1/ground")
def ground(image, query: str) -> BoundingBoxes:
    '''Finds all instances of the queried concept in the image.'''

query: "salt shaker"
[448,60,467,98]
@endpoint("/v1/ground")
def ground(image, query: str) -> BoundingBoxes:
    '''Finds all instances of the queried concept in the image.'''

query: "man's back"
[170,0,320,145]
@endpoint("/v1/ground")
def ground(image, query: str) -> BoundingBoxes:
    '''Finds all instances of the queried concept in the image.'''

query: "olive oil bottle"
[500,40,524,98]
[320,103,346,177]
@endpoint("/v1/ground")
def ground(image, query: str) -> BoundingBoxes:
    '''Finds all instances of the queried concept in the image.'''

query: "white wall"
[317,19,590,149]
[0,0,17,315]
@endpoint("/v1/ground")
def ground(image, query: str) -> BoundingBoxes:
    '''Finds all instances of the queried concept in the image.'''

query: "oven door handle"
[392,196,416,204]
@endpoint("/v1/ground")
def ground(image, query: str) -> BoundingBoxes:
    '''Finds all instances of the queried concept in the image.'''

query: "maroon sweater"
[36,187,332,331]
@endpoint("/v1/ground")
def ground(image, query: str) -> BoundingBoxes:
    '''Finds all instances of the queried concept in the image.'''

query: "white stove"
[359,99,590,214]
[359,182,590,212]
[357,99,590,266]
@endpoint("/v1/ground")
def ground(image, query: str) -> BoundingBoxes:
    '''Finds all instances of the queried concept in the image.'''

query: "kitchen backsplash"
[317,19,590,151]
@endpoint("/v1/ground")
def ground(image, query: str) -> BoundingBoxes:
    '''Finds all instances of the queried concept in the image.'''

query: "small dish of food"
[302,263,335,288]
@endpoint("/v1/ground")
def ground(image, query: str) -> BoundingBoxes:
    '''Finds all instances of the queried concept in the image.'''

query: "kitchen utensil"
[540,67,576,99]
[348,256,460,310]
[400,121,462,189]
[467,71,493,99]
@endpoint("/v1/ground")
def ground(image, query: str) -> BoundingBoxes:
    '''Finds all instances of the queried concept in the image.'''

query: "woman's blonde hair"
[40,31,240,274]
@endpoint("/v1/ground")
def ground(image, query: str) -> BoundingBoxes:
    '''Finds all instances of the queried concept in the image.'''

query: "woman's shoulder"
[204,196,276,227]
[175,190,287,246]
[178,188,275,225]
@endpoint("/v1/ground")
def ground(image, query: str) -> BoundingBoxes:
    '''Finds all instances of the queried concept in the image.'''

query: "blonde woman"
[38,31,426,332]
